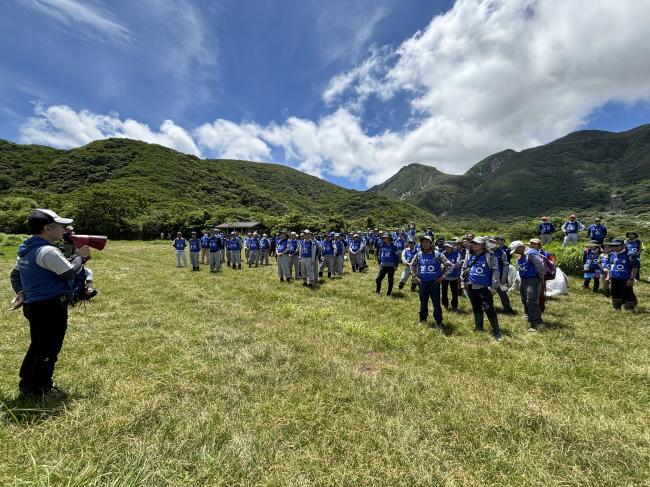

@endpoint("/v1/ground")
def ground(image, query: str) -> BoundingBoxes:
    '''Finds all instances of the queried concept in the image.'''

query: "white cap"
[508,240,525,252]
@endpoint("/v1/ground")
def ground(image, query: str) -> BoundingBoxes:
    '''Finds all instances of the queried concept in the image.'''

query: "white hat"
[509,240,525,252]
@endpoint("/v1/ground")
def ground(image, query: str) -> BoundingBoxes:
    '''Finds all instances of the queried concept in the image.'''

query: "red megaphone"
[71,235,108,251]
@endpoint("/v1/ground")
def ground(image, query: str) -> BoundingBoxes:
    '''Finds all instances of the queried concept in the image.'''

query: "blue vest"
[589,224,606,241]
[403,248,417,263]
[300,240,313,259]
[288,240,298,255]
[418,251,442,282]
[609,251,631,279]
[598,253,610,270]
[539,222,554,234]
[350,240,361,252]
[189,238,201,252]
[395,238,405,251]
[200,235,210,248]
[335,240,345,255]
[17,237,71,303]
[408,228,416,238]
[378,243,397,266]
[209,237,221,252]
[445,251,461,278]
[173,238,186,250]
[626,240,640,254]
[583,249,599,271]
[322,240,334,255]
[468,252,492,286]
[249,238,260,250]
[564,221,578,234]
[261,238,269,250]
[277,238,288,253]
[518,250,539,279]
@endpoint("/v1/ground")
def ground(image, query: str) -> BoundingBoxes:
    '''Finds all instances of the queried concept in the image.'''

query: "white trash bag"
[546,267,569,297]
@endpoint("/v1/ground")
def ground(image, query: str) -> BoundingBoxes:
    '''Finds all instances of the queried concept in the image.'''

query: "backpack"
[540,253,557,281]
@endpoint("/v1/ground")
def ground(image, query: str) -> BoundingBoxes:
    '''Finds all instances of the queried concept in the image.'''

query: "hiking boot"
[434,322,444,331]
[318,272,323,278]
[398,283,404,290]
[494,334,503,342]
[280,277,284,282]
[328,272,332,278]
[528,326,538,333]
[287,278,291,283]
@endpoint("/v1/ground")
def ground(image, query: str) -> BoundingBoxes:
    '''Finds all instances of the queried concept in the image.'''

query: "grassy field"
[1,241,648,486]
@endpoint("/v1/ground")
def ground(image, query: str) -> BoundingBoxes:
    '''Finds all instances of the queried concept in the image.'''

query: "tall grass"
[1,241,648,486]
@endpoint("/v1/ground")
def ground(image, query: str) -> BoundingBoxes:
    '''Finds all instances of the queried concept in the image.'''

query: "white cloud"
[195,120,271,161]
[21,0,134,44]
[19,104,200,156]
[17,0,650,188]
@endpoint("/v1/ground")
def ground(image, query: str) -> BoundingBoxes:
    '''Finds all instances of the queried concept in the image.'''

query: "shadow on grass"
[0,390,80,425]
[540,319,571,330]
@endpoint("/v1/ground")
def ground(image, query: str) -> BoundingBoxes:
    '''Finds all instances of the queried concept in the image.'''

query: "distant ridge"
[368,124,650,218]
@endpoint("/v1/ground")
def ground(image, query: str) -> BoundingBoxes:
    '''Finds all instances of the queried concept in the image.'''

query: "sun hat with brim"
[381,232,391,238]
[471,236,486,245]
[625,232,638,238]
[29,209,73,226]
[509,240,525,252]
[529,238,541,244]
[585,240,600,247]
[610,239,625,246]
[443,242,454,248]
[419,235,433,243]
[569,214,576,218]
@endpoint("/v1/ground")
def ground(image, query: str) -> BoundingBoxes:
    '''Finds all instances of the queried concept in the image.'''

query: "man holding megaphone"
[8,209,97,399]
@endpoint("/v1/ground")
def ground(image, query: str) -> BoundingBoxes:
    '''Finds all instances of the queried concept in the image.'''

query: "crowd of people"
[6,208,643,399]
[170,215,643,342]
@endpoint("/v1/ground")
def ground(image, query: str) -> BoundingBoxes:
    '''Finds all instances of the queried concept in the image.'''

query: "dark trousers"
[468,285,500,334]
[20,297,68,394]
[583,277,600,292]
[441,279,459,309]
[376,266,395,295]
[520,277,542,326]
[496,286,513,311]
[419,280,443,324]
[610,278,637,309]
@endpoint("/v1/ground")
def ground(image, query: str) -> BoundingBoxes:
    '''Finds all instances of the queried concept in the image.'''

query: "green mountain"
[0,138,435,238]
[369,124,650,219]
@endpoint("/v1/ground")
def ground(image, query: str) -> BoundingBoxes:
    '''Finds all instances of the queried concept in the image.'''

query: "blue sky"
[2,0,650,190]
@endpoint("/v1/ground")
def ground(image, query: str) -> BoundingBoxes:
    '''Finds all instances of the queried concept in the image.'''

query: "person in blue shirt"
[582,241,601,291]
[275,229,291,282]
[333,233,346,276]
[411,235,452,330]
[461,237,502,340]
[208,232,222,272]
[227,232,242,269]
[425,226,435,238]
[9,209,91,397]
[407,223,417,240]
[200,231,211,265]
[606,239,639,310]
[598,242,612,297]
[349,233,365,272]
[587,218,607,244]
[375,233,400,296]
[624,231,643,280]
[299,230,317,287]
[561,214,585,247]
[509,240,545,332]
[173,232,188,268]
[248,232,261,267]
[188,231,202,271]
[398,239,418,291]
[260,234,270,266]
[287,232,301,279]
[487,237,515,314]
[441,242,462,311]
[318,233,336,278]
[538,216,555,245]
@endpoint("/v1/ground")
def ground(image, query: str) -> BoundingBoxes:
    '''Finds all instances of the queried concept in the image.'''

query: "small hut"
[215,221,267,234]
